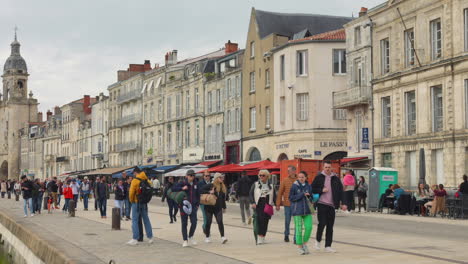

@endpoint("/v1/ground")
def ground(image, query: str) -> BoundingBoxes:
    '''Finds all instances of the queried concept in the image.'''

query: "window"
[465,9,468,52]
[167,97,172,119]
[158,99,163,121]
[250,107,256,131]
[380,38,390,74]
[333,109,347,120]
[231,110,235,133]
[150,132,154,148]
[185,121,190,147]
[227,79,231,98]
[265,106,271,128]
[250,72,255,92]
[150,103,154,122]
[465,80,468,128]
[235,108,240,132]
[167,125,172,151]
[296,93,309,121]
[430,19,442,60]
[250,41,255,58]
[280,96,286,123]
[354,26,361,46]
[382,153,392,167]
[235,76,240,97]
[216,124,221,152]
[186,91,190,115]
[432,85,443,132]
[195,119,200,146]
[382,96,391,137]
[158,130,162,152]
[333,49,346,74]
[296,50,308,76]
[353,58,363,87]
[280,55,285,81]
[265,69,270,88]
[227,110,231,132]
[195,88,199,113]
[176,122,181,147]
[216,89,221,112]
[144,104,148,123]
[405,91,416,135]
[207,91,212,113]
[176,93,181,118]
[405,29,415,67]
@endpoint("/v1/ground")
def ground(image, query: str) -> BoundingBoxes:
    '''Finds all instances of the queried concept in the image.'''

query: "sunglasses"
[259,174,267,177]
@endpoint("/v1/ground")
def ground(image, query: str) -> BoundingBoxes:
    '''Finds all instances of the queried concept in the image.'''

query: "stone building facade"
[371,0,468,187]
[90,93,109,169]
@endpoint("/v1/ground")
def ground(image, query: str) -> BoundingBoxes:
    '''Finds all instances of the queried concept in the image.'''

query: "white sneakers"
[126,239,138,246]
[188,237,197,245]
[30,214,35,217]
[298,247,306,255]
[182,240,189,247]
[221,237,228,244]
[303,244,310,254]
[148,238,154,244]
[314,240,321,251]
[23,215,27,218]
[257,236,265,245]
[325,247,336,253]
[205,237,211,243]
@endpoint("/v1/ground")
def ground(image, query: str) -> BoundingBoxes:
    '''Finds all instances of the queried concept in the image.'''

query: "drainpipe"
[364,18,375,168]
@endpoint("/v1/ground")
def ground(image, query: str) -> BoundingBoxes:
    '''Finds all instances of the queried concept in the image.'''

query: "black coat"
[21,180,34,199]
[460,181,468,195]
[114,185,125,200]
[236,176,253,197]
[311,173,344,209]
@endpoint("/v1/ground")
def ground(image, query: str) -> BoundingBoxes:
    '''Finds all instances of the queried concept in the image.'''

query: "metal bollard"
[112,208,121,230]
[7,192,11,199]
[69,200,76,217]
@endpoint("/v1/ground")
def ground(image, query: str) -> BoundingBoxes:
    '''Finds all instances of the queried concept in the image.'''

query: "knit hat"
[186,169,195,176]
[182,200,192,215]
[213,173,223,181]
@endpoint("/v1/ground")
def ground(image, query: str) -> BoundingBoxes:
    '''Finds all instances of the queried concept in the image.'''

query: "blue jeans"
[200,204,207,234]
[23,198,33,215]
[131,203,153,240]
[63,198,70,211]
[124,199,131,218]
[181,206,198,241]
[57,194,61,206]
[284,206,292,236]
[82,192,89,209]
[99,198,107,216]
[114,200,124,217]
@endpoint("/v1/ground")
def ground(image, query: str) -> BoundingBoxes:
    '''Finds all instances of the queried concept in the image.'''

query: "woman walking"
[161,176,178,223]
[200,173,228,244]
[356,176,368,213]
[62,181,73,212]
[289,171,313,255]
[114,179,126,219]
[250,170,276,245]
[342,171,356,213]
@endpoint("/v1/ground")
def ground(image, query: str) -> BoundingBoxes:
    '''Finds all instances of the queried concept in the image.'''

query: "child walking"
[289,171,313,255]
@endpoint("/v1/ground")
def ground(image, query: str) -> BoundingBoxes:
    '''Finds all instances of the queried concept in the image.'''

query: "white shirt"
[152,179,160,189]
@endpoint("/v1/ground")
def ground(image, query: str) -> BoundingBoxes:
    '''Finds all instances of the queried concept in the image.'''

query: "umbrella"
[252,211,258,245]
[419,148,426,185]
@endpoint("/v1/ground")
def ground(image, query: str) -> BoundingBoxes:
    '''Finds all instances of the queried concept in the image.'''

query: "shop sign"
[319,141,347,148]
[276,143,290,149]
[362,128,369,149]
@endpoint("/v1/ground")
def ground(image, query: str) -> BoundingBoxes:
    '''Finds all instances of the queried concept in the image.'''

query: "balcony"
[117,90,141,104]
[45,154,55,162]
[333,86,371,109]
[116,113,142,127]
[116,141,140,152]
[56,156,69,163]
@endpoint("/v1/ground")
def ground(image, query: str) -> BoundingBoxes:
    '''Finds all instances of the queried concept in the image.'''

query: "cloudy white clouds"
[0,0,384,114]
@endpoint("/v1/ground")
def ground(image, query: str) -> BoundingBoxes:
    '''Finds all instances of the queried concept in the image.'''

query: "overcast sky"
[0,0,385,114]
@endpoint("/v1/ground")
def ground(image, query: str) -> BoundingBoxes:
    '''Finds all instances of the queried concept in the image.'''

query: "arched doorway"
[277,153,289,162]
[323,151,347,161]
[0,161,8,180]
[247,147,261,161]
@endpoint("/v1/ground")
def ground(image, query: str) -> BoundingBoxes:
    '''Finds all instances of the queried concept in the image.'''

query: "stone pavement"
[1,197,468,264]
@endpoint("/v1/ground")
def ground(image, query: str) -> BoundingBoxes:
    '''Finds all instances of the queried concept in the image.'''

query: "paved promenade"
[1,198,467,264]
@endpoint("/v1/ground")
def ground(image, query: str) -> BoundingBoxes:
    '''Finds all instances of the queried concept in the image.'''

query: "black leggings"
[256,197,270,236]
[358,196,366,211]
[344,191,355,211]
[168,199,178,221]
[204,208,224,237]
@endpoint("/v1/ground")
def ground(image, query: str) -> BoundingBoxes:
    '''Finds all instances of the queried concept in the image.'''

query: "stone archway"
[246,147,261,162]
[277,153,289,162]
[0,161,8,180]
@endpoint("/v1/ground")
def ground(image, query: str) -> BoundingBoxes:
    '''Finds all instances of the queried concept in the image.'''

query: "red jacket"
[63,186,73,199]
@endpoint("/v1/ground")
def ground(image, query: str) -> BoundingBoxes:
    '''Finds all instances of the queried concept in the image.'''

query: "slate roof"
[291,28,346,42]
[255,9,352,39]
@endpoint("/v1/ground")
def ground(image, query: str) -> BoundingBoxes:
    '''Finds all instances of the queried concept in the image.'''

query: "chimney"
[359,7,368,17]
[165,50,178,66]
[144,60,152,71]
[172,50,178,64]
[46,110,53,121]
[37,112,43,122]
[225,40,238,54]
[54,106,61,115]
[83,95,91,115]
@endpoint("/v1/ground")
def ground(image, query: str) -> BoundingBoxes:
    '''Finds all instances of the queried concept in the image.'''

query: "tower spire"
[14,25,18,42]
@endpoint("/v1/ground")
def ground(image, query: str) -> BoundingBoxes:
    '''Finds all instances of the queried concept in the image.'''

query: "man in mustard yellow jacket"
[127,167,154,246]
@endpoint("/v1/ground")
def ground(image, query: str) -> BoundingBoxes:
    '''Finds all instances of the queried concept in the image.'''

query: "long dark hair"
[359,176,365,184]
[464,175,468,182]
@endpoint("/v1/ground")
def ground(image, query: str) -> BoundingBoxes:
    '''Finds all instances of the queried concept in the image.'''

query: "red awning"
[340,157,368,165]
[207,164,241,173]
[232,160,278,172]
[198,160,222,167]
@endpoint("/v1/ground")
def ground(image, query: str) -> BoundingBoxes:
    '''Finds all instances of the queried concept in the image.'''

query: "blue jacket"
[289,180,313,216]
[394,188,405,199]
[172,179,200,207]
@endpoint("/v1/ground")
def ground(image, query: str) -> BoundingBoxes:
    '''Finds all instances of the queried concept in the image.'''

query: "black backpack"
[136,178,153,204]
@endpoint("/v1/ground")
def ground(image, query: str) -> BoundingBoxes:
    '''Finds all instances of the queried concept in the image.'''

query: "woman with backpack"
[200,173,228,244]
[249,170,276,245]
[114,179,126,219]
[289,171,313,255]
[356,176,368,213]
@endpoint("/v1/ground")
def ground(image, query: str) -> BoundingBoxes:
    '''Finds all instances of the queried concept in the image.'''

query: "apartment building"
[91,93,109,169]
[371,0,468,187]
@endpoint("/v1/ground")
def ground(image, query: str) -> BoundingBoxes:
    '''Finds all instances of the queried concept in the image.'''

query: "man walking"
[198,171,211,234]
[80,177,91,211]
[276,165,297,242]
[311,161,346,253]
[122,172,131,220]
[162,176,178,223]
[70,179,79,206]
[172,169,200,247]
[47,177,59,209]
[20,175,34,217]
[94,177,101,211]
[236,171,253,225]
[96,176,109,219]
[126,167,154,245]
